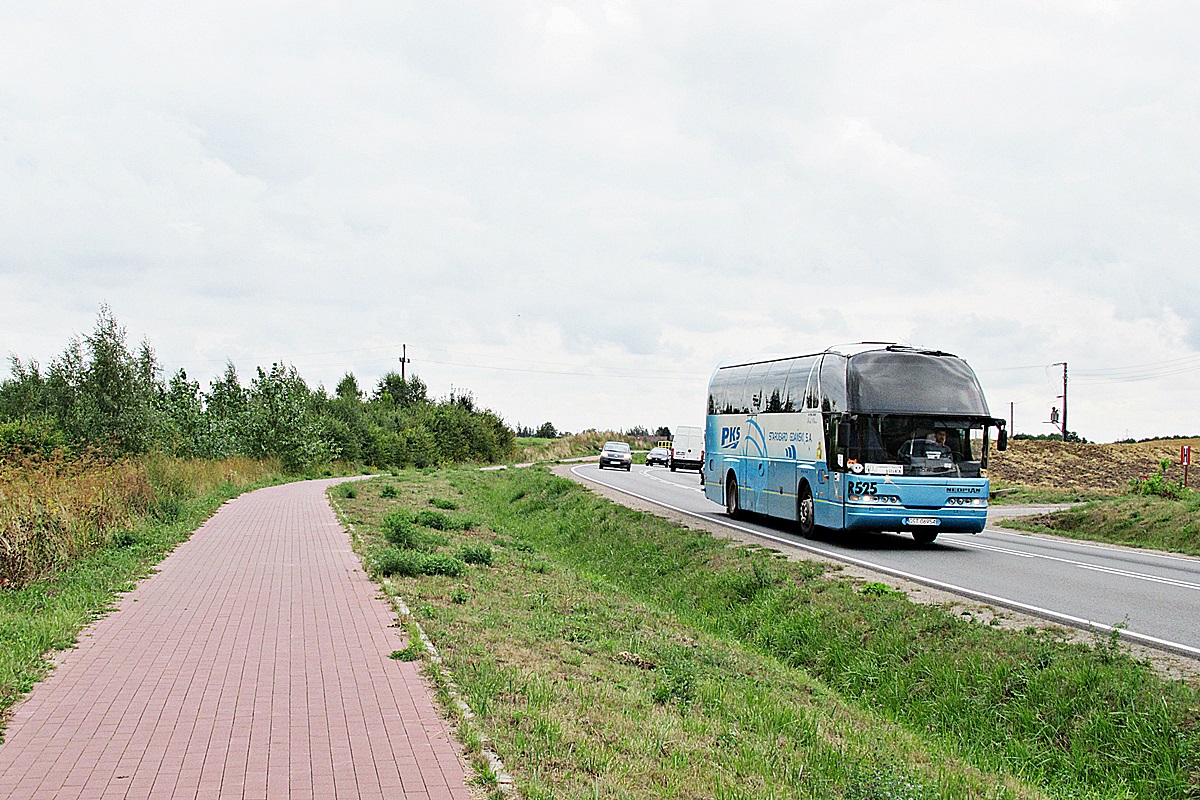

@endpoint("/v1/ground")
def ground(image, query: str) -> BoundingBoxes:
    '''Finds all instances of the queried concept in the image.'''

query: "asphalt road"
[571,463,1200,660]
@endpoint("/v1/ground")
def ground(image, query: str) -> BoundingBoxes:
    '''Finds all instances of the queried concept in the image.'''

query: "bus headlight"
[849,494,901,504]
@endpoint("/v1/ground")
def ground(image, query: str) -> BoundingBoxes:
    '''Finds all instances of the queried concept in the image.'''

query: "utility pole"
[1052,361,1068,441]
[1009,401,1014,436]
[399,344,411,382]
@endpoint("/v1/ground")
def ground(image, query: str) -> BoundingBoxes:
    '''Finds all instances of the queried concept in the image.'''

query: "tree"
[200,362,250,458]
[159,369,204,457]
[535,421,558,438]
[21,306,165,455]
[335,372,362,401]
[374,371,428,408]
[0,357,50,420]
[245,363,338,471]
[654,426,671,438]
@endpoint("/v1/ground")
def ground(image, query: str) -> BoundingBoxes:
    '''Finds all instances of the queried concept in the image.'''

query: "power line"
[418,357,707,381]
[1072,352,1200,375]
[164,341,1200,386]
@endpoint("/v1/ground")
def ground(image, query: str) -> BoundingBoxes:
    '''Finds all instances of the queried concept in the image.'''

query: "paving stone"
[0,479,474,799]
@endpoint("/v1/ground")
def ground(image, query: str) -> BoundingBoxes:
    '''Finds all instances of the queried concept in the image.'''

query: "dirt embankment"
[989,438,1200,492]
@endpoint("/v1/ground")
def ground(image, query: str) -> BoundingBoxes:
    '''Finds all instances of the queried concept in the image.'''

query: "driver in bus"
[925,429,954,459]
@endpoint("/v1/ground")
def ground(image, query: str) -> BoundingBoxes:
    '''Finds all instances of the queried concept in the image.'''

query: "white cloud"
[2,1,1199,441]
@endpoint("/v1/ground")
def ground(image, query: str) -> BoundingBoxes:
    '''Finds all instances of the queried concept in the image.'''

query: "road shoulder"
[554,464,1200,682]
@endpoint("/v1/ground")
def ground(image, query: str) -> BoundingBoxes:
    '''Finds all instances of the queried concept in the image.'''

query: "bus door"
[766,452,795,519]
[744,417,768,513]
[812,416,844,529]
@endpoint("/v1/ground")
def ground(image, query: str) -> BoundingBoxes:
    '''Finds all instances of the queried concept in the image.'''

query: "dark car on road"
[598,441,632,471]
[645,447,670,466]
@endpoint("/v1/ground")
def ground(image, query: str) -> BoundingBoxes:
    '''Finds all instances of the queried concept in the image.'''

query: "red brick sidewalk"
[0,479,476,800]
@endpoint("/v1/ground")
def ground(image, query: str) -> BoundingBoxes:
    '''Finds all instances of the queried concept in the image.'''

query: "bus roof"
[714,343,956,370]
[710,344,992,417]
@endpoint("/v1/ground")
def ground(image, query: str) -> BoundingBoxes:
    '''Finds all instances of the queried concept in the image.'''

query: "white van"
[670,425,704,472]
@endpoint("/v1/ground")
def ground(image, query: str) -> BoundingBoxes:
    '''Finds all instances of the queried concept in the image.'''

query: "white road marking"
[570,464,1200,660]
[957,541,1038,558]
[958,540,1200,592]
[985,525,1200,566]
[638,467,705,492]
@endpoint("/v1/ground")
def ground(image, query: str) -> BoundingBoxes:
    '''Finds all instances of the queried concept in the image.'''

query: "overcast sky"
[3,1,1199,442]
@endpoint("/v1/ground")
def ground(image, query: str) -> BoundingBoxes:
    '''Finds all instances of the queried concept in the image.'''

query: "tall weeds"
[517,430,648,462]
[0,454,279,588]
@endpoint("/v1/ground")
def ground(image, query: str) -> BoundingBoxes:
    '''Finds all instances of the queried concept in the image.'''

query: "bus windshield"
[845,415,988,478]
[846,350,989,415]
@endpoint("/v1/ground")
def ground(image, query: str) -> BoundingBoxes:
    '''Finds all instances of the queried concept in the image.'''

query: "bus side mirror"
[998,428,1008,451]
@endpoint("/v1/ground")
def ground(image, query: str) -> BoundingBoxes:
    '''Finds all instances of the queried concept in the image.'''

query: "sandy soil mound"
[989,438,1200,492]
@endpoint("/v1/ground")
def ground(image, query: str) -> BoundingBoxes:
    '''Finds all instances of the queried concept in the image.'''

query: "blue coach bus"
[702,344,1008,543]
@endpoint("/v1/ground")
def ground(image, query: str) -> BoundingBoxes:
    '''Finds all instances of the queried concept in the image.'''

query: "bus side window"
[824,416,841,470]
[819,354,847,413]
[763,360,789,412]
[783,356,815,412]
[743,363,770,414]
[710,368,740,414]
[803,361,821,410]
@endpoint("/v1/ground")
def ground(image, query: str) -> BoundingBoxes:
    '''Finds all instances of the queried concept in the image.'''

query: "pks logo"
[784,445,797,459]
[721,426,741,449]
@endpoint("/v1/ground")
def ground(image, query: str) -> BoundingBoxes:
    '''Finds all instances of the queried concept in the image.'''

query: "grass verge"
[334,468,1200,800]
[0,457,289,737]
[987,481,1111,505]
[999,493,1200,556]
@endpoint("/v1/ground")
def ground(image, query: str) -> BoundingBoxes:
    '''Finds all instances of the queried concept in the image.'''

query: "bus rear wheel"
[912,529,938,545]
[725,474,741,519]
[797,484,816,538]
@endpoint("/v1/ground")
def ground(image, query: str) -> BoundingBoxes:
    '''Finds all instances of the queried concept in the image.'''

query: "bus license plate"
[904,517,940,526]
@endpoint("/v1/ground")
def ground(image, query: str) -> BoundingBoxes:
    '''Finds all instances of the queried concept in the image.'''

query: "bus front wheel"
[725,474,741,519]
[797,483,816,538]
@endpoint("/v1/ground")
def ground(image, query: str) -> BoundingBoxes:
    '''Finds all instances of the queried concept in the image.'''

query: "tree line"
[0,308,515,471]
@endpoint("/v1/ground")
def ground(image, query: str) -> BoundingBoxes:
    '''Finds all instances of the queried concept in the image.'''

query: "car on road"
[670,425,704,471]
[598,441,632,470]
[646,446,670,466]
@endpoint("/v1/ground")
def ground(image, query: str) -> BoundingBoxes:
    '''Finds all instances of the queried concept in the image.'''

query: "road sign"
[1183,445,1192,466]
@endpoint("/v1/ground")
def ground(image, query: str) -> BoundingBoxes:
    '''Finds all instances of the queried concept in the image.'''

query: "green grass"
[0,469,289,738]
[1000,493,1200,556]
[988,482,1112,505]
[334,469,1200,800]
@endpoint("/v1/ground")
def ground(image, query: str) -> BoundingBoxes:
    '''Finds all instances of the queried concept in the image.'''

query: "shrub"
[459,544,493,566]
[335,482,358,499]
[370,548,424,577]
[414,509,453,529]
[428,497,457,510]
[420,554,466,577]
[380,484,398,498]
[0,418,68,462]
[381,512,421,548]
[1127,458,1190,500]
[380,510,448,551]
